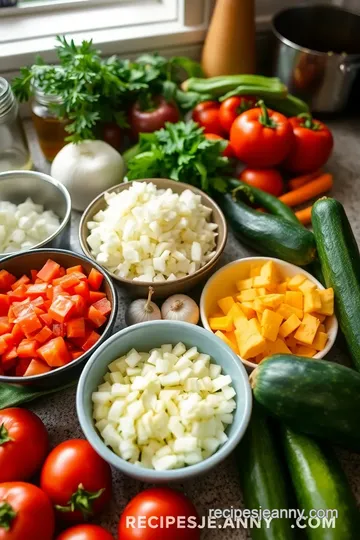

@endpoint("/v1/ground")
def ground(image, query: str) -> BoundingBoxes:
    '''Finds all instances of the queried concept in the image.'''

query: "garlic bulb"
[125,287,162,326]
[51,140,124,211]
[161,294,199,324]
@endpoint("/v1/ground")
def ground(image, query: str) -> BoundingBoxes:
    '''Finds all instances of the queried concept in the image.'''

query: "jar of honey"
[31,88,68,162]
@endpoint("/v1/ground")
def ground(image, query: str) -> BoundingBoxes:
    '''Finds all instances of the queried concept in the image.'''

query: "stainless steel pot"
[272,5,360,112]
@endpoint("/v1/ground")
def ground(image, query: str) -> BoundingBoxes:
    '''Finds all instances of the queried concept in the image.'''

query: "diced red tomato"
[59,274,80,290]
[87,306,107,328]
[82,330,100,351]
[37,259,61,282]
[34,326,53,344]
[66,265,84,275]
[31,296,46,308]
[71,350,84,360]
[89,290,106,303]
[26,283,48,298]
[2,345,17,367]
[92,298,112,316]
[0,270,16,291]
[8,284,28,302]
[66,317,86,339]
[58,267,66,277]
[17,339,38,358]
[0,317,12,335]
[0,294,10,316]
[11,323,25,344]
[12,299,31,318]
[38,336,70,367]
[40,313,52,326]
[11,275,30,291]
[30,270,38,281]
[46,285,54,301]
[48,296,75,323]
[0,336,10,355]
[16,358,32,377]
[7,306,16,324]
[88,268,104,290]
[52,323,65,337]
[24,359,51,376]
[17,307,42,337]
[70,295,87,317]
[73,281,89,300]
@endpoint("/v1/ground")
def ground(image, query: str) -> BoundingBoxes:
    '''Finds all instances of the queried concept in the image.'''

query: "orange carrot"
[279,174,333,207]
[295,206,313,225]
[289,170,321,191]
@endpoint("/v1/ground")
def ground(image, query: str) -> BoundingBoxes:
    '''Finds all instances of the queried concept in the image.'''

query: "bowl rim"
[0,248,118,383]
[76,319,253,481]
[0,170,72,257]
[200,256,339,370]
[78,178,228,288]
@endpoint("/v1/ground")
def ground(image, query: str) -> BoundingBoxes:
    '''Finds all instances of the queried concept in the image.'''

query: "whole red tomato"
[40,440,112,524]
[283,113,334,173]
[230,101,294,167]
[239,168,284,196]
[0,408,49,483]
[56,524,114,540]
[0,482,54,540]
[118,487,200,540]
[101,122,123,151]
[192,100,224,136]
[129,96,179,137]
[204,133,235,158]
[219,96,257,133]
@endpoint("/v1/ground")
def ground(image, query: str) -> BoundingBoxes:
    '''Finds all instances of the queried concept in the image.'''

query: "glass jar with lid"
[31,87,69,162]
[0,77,32,173]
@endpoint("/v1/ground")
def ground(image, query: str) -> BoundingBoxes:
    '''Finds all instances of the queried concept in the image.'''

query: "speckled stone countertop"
[24,117,360,538]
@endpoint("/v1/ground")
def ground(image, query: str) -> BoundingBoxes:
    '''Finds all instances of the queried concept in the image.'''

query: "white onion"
[161,294,199,324]
[125,287,161,326]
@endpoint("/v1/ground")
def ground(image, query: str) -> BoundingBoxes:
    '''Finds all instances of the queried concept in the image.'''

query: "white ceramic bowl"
[200,257,338,371]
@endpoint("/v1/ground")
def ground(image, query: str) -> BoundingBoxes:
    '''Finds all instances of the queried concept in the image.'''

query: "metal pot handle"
[340,61,360,73]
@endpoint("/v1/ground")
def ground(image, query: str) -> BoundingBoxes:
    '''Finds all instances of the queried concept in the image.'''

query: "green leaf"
[170,56,203,78]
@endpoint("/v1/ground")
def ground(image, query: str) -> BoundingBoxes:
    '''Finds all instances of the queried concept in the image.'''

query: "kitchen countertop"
[24,117,360,538]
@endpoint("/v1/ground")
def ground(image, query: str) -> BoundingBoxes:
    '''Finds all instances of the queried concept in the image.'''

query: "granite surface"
[24,117,360,538]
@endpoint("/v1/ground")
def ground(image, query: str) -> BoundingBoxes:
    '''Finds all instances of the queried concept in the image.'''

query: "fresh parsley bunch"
[125,121,230,194]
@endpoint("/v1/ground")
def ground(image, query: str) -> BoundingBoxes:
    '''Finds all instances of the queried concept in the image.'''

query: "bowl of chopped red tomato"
[0,249,117,388]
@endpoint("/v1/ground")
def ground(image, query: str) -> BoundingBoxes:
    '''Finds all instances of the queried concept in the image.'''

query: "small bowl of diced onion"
[0,170,71,257]
[76,320,252,482]
[79,178,227,297]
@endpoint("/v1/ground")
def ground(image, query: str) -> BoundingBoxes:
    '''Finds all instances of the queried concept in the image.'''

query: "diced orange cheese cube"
[285,333,298,351]
[318,288,334,316]
[277,303,303,320]
[253,275,271,288]
[310,313,326,323]
[212,311,225,318]
[295,345,317,358]
[299,279,317,294]
[287,274,307,290]
[241,302,256,319]
[285,291,303,310]
[279,313,301,338]
[215,330,239,354]
[260,260,278,283]
[277,282,288,294]
[250,265,261,277]
[237,289,257,302]
[234,317,249,332]
[227,331,240,354]
[304,289,321,313]
[236,278,253,291]
[256,311,263,324]
[209,315,233,332]
[264,338,291,356]
[261,309,283,342]
[312,331,328,351]
[294,313,320,345]
[235,318,266,359]
[319,323,326,333]
[217,296,235,315]
[228,303,246,322]
[253,298,266,313]
[257,294,284,309]
[256,287,267,296]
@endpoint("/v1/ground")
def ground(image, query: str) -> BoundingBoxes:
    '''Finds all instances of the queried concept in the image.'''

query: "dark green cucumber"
[283,428,359,540]
[312,197,360,370]
[236,405,296,540]
[265,94,310,117]
[251,355,360,451]
[227,178,301,224]
[182,75,285,97]
[216,192,316,266]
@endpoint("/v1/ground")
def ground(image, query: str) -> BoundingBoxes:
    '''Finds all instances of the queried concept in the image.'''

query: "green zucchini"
[312,197,360,370]
[265,94,310,117]
[283,427,359,540]
[216,192,316,266]
[227,178,301,224]
[251,355,360,451]
[236,405,296,540]
[182,75,286,97]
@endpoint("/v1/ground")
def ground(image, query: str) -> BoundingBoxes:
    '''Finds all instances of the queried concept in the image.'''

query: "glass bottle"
[0,77,32,173]
[31,88,68,162]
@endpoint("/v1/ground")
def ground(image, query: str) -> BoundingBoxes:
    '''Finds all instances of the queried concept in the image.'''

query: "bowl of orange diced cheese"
[200,257,338,370]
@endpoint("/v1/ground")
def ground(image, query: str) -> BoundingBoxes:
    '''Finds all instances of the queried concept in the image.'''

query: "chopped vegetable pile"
[93,343,236,470]
[0,259,111,377]
[0,198,60,254]
[86,181,218,282]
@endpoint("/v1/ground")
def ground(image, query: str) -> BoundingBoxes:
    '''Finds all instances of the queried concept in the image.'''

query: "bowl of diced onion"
[79,178,227,297]
[76,320,252,482]
[0,170,71,257]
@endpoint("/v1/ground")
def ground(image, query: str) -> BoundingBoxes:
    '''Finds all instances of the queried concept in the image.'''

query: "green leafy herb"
[125,121,230,193]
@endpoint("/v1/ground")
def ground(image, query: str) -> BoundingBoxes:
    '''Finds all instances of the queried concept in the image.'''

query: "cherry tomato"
[219,96,257,133]
[192,101,224,136]
[204,133,235,158]
[129,96,179,137]
[230,101,294,168]
[283,113,334,174]
[0,482,54,540]
[40,440,112,524]
[101,123,123,151]
[239,168,284,196]
[56,524,114,540]
[0,408,49,482]
[118,487,200,540]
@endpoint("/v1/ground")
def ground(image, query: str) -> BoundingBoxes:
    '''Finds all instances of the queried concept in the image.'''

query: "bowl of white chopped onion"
[76,320,252,482]
[0,170,71,257]
[79,179,227,297]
